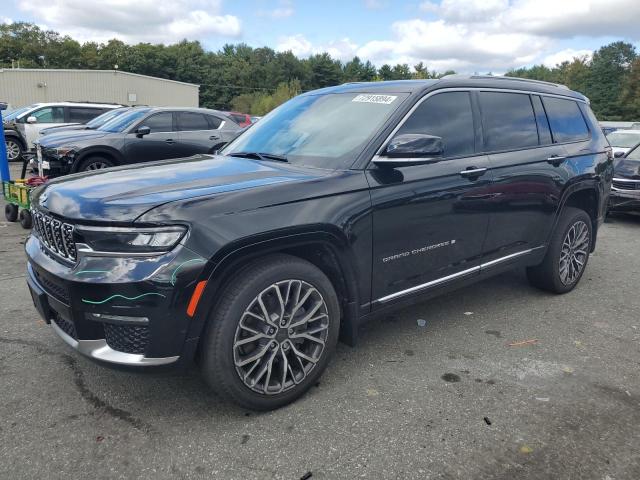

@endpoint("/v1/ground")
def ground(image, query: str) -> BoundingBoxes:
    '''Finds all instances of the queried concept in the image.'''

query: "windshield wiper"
[228,151,288,162]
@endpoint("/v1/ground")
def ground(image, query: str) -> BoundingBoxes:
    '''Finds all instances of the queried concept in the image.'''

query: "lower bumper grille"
[104,324,150,354]
[53,316,77,339]
[32,265,70,304]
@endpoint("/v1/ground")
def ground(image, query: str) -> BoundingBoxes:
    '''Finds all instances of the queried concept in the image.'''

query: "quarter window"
[479,92,538,151]
[206,115,222,129]
[542,97,590,143]
[178,112,210,131]
[142,112,174,133]
[397,92,475,157]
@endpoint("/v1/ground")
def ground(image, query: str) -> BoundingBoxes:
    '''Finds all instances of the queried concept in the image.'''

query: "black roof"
[311,75,587,101]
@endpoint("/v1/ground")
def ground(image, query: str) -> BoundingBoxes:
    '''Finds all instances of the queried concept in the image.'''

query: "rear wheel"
[77,156,115,172]
[5,204,18,222]
[200,254,340,410]
[527,207,592,294]
[5,138,23,162]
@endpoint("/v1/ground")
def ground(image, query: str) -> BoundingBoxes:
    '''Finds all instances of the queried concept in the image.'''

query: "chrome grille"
[31,209,77,262]
[612,179,640,191]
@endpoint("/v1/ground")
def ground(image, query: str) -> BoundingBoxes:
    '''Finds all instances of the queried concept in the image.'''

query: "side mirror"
[614,151,625,158]
[26,116,37,124]
[374,133,444,167]
[136,126,151,137]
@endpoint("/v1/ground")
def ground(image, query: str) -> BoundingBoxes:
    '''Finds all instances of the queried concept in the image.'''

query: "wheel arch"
[555,181,600,252]
[189,227,362,349]
[72,147,124,172]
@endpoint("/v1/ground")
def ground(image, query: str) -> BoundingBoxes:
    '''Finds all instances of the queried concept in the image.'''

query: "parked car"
[39,106,132,137]
[3,102,122,162]
[35,107,242,177]
[224,111,252,127]
[606,129,640,156]
[610,141,640,212]
[26,76,611,410]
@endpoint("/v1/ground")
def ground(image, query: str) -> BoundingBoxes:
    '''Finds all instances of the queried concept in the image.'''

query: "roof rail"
[63,100,123,105]
[440,74,570,90]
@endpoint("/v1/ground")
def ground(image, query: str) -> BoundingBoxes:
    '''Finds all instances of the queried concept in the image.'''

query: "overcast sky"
[3,0,640,73]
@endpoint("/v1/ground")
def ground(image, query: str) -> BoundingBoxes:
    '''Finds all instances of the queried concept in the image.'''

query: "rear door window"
[178,112,210,131]
[479,92,538,151]
[206,115,222,129]
[397,91,475,157]
[542,97,590,143]
[68,107,103,123]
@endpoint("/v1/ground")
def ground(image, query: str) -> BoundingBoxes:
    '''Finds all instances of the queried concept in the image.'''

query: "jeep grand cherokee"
[25,76,612,410]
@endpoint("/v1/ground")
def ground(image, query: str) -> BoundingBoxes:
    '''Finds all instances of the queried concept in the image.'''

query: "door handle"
[165,139,176,145]
[546,155,566,166]
[209,135,220,140]
[459,167,487,178]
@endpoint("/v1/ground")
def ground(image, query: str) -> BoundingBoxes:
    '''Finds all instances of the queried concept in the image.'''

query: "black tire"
[5,204,18,222]
[200,254,340,410]
[527,207,592,294]
[77,156,115,172]
[5,137,23,162]
[18,209,32,229]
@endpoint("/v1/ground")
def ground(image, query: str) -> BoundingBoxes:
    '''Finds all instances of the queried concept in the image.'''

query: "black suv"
[25,76,612,410]
[35,107,241,177]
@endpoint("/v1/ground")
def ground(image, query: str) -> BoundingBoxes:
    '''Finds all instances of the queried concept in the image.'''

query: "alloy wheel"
[85,161,110,171]
[559,220,589,286]
[233,279,330,395]
[5,140,20,161]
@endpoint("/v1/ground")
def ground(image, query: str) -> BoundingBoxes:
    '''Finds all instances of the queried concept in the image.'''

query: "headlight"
[54,146,78,158]
[75,225,187,254]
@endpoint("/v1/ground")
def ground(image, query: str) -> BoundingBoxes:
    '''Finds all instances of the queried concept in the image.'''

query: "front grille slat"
[31,209,77,262]
[613,179,640,191]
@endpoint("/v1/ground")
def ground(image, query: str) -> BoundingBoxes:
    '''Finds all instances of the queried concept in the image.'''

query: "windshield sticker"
[352,94,397,105]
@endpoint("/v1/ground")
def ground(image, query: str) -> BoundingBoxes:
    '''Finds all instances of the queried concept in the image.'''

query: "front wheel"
[200,254,340,410]
[77,156,115,172]
[5,138,23,162]
[527,207,592,294]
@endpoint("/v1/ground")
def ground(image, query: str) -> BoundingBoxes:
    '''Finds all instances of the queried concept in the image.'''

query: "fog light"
[86,312,149,325]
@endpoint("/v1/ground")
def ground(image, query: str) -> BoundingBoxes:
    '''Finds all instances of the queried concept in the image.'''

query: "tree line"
[506,41,639,121]
[0,22,453,115]
[1,22,637,119]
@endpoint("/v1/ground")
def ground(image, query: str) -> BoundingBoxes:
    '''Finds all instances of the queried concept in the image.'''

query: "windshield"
[222,92,408,169]
[607,131,640,148]
[3,105,33,121]
[98,108,151,133]
[86,108,128,128]
[627,145,640,160]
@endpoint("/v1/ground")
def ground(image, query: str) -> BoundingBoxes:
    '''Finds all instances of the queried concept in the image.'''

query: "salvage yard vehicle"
[35,107,242,177]
[610,141,640,212]
[606,129,640,156]
[25,76,612,410]
[3,102,122,162]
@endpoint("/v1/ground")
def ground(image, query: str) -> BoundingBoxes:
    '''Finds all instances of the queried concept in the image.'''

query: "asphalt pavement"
[1,162,639,479]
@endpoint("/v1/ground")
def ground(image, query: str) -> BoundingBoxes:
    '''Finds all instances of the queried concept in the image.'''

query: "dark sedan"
[35,107,242,177]
[610,142,640,212]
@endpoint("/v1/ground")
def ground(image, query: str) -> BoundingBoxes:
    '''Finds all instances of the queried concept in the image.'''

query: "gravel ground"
[1,162,639,479]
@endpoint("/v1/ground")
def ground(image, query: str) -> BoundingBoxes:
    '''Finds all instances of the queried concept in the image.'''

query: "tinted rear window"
[543,97,589,143]
[479,92,538,151]
[398,91,475,157]
[178,112,210,131]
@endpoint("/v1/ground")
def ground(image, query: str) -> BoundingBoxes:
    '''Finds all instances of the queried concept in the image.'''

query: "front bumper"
[25,233,208,367]
[610,177,640,211]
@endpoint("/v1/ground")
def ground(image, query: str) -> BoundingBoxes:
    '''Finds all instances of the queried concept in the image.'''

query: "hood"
[34,155,321,222]
[41,124,85,136]
[614,157,640,180]
[37,129,113,147]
